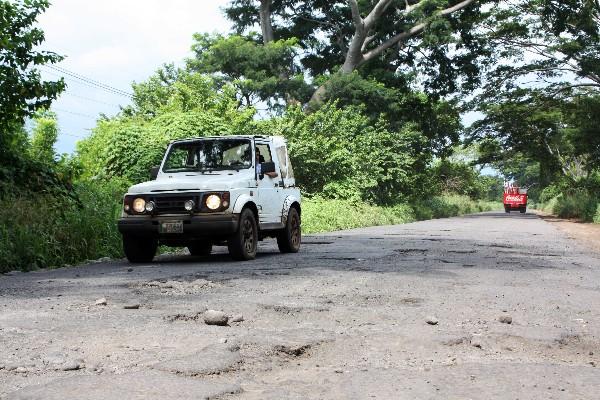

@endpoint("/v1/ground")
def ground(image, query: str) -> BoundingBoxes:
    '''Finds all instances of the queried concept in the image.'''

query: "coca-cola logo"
[505,195,524,202]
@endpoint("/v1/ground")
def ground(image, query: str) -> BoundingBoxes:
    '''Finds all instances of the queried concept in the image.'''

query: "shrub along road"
[1,211,599,399]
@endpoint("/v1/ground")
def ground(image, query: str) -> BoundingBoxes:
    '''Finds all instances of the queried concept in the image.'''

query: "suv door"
[255,140,281,225]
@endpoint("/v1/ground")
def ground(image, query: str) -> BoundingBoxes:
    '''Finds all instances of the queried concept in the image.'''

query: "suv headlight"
[205,194,221,210]
[132,198,146,213]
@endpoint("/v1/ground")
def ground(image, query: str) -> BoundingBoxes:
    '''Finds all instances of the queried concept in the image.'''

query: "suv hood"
[128,173,254,194]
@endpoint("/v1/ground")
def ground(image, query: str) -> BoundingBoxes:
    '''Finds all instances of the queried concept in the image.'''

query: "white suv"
[118,135,301,262]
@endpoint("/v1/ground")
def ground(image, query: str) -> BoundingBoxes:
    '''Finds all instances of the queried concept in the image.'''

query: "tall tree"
[226,0,494,104]
[0,0,65,161]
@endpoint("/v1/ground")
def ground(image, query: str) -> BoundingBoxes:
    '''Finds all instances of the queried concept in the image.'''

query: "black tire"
[228,208,258,261]
[520,207,526,214]
[188,242,212,256]
[277,207,301,253]
[123,235,157,263]
[504,206,510,213]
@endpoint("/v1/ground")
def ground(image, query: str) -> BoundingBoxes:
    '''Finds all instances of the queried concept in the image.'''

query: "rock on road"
[1,211,599,399]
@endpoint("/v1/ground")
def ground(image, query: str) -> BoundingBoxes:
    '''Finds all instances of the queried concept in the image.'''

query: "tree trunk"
[259,0,274,44]
[308,20,366,109]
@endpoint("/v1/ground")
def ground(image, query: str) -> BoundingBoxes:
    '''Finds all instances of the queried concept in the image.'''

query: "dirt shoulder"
[534,210,600,253]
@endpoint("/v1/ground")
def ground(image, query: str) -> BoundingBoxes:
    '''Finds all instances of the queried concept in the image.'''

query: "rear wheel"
[504,206,510,213]
[520,207,526,214]
[277,207,301,253]
[228,208,258,261]
[188,242,212,256]
[123,235,157,263]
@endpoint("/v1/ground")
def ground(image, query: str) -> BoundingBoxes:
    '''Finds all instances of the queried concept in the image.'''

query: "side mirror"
[150,166,160,180]
[261,162,276,174]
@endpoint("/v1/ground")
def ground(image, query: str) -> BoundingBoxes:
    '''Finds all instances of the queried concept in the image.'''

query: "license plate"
[159,221,183,234]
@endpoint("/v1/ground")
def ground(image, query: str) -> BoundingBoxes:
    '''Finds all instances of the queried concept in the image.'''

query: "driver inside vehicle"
[255,147,278,179]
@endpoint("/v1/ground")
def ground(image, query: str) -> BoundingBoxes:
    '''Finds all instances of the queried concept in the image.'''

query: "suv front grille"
[150,194,201,214]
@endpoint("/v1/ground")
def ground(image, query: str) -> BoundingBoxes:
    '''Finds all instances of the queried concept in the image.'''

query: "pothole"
[163,311,205,322]
[399,297,424,306]
[136,279,218,295]
[260,304,330,315]
[274,344,312,357]
[394,248,427,254]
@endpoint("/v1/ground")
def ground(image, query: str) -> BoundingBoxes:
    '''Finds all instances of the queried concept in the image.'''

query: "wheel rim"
[290,213,300,248]
[242,217,255,254]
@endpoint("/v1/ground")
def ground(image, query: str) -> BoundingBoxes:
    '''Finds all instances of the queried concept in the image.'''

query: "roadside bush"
[76,72,256,183]
[277,103,431,204]
[431,160,486,199]
[302,197,416,233]
[539,184,562,203]
[0,180,127,273]
[551,191,598,221]
[594,204,600,224]
[413,194,501,220]
[302,195,502,234]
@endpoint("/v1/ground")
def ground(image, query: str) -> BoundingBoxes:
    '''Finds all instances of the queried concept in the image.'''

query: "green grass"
[302,195,502,234]
[0,181,126,274]
[537,192,599,222]
[301,198,416,234]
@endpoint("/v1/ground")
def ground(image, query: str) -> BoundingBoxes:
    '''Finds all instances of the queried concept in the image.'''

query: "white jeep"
[117,135,301,262]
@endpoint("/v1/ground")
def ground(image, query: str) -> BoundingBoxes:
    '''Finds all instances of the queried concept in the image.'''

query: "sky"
[36,0,232,154]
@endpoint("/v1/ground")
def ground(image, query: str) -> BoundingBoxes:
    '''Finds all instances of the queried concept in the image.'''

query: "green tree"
[0,0,65,156]
[29,111,59,165]
[187,34,312,108]
[77,72,257,183]
[270,103,431,203]
[480,0,599,97]
[469,89,600,192]
[226,0,495,104]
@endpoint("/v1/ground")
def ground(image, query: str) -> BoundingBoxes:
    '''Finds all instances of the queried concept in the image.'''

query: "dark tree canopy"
[225,0,496,102]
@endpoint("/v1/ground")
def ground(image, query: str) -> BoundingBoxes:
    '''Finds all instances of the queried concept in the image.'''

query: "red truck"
[503,186,528,213]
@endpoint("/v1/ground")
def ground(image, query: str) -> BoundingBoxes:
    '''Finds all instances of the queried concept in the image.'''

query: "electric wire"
[41,67,132,98]
[62,93,122,107]
[39,66,134,98]
[45,64,134,98]
[52,107,101,119]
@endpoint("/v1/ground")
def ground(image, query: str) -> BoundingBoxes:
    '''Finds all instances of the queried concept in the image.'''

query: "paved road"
[1,212,599,399]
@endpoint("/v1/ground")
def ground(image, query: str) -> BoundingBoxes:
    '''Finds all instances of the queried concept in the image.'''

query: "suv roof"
[169,135,270,145]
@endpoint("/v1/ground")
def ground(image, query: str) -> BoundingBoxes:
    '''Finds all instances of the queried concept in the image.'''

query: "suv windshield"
[162,138,252,173]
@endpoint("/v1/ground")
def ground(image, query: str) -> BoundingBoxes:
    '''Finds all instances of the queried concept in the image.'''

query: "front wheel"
[228,208,258,261]
[504,206,510,213]
[123,235,157,263]
[277,207,301,253]
[520,207,526,214]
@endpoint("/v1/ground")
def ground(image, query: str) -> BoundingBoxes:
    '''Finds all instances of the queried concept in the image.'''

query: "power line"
[60,132,88,139]
[41,67,133,99]
[47,64,134,98]
[61,93,122,108]
[53,107,100,119]
[40,65,133,98]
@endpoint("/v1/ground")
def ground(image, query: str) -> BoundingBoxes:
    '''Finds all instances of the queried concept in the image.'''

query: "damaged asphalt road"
[1,211,599,399]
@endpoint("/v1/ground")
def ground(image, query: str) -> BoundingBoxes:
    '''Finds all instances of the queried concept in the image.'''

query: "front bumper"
[118,213,239,238]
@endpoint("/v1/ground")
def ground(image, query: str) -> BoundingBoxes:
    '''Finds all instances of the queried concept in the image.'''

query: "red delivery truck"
[503,185,527,213]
